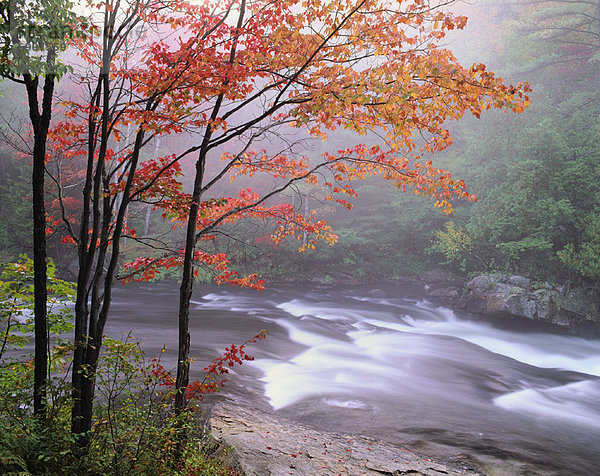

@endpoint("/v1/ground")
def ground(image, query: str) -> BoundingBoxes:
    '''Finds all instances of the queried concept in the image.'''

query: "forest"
[2,1,597,284]
[0,0,598,474]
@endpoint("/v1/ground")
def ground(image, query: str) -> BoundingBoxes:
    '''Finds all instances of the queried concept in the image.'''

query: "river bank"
[410,269,600,337]
[206,401,483,476]
[104,283,600,475]
[270,268,600,336]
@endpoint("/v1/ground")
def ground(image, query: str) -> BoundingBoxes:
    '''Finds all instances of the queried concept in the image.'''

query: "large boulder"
[367,288,387,298]
[459,274,600,331]
[420,268,463,288]
[420,268,464,305]
[207,402,482,475]
[426,286,460,301]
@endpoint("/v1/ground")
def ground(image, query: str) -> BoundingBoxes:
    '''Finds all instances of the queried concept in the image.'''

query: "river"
[106,282,600,475]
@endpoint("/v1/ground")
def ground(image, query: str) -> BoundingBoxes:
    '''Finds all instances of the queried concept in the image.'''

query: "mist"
[1,0,599,474]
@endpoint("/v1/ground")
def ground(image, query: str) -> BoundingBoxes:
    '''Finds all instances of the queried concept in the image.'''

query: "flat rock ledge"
[207,402,482,476]
[457,274,600,333]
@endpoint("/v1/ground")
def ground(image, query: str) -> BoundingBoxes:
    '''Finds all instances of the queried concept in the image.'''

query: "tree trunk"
[173,0,246,420]
[24,70,55,419]
[71,68,112,443]
[174,156,204,415]
[71,76,103,440]
[71,89,147,445]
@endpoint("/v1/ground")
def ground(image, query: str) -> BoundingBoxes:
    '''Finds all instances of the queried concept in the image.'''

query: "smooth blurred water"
[106,283,600,475]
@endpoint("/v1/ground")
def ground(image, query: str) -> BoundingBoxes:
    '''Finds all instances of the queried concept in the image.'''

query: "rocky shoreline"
[198,277,600,475]
[267,269,600,336]
[417,269,600,336]
[206,401,483,476]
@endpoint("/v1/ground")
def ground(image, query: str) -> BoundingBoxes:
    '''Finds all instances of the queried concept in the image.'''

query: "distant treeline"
[1,0,598,286]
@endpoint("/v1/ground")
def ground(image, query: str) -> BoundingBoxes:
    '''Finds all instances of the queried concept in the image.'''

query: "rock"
[560,287,599,320]
[426,287,459,301]
[368,288,387,298]
[508,275,531,287]
[207,402,482,476]
[459,274,600,331]
[509,294,538,318]
[418,269,464,305]
[461,276,512,314]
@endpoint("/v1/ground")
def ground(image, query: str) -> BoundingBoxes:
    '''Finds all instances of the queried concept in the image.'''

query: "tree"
[110,0,528,417]
[0,0,81,418]
[431,0,600,280]
[0,150,31,260]
[503,0,600,74]
[46,0,196,442]
[46,0,528,448]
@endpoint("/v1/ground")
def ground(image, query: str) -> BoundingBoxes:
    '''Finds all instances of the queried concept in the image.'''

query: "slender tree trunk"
[71,75,103,439]
[24,69,55,419]
[174,0,246,419]
[71,91,149,446]
[144,206,151,236]
[174,164,202,415]
[71,0,116,439]
[31,113,48,420]
[172,143,206,465]
[70,0,149,442]
[71,68,112,444]
[71,71,107,442]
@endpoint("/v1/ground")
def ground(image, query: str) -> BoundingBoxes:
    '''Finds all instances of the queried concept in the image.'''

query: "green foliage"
[0,404,75,474]
[558,211,600,279]
[430,221,489,272]
[0,0,85,78]
[0,331,239,475]
[460,96,600,279]
[0,255,75,362]
[0,256,76,474]
[421,0,600,282]
[0,154,31,261]
[0,259,73,472]
[0,259,240,474]
[0,255,74,410]
[85,336,204,474]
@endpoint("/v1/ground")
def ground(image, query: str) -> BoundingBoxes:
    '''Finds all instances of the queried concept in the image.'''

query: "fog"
[1,1,598,473]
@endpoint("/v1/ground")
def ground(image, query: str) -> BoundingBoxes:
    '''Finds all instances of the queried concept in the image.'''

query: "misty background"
[1,0,598,285]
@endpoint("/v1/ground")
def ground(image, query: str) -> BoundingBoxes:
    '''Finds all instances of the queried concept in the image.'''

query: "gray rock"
[466,275,503,294]
[368,288,387,298]
[460,274,600,330]
[504,292,537,319]
[207,402,482,475]
[561,287,599,319]
[464,276,513,314]
[508,275,531,287]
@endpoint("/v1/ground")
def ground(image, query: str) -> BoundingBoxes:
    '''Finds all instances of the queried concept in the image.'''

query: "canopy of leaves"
[43,0,528,284]
[0,0,85,78]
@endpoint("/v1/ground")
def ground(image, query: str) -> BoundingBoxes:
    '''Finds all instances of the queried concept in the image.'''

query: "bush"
[0,333,241,475]
[0,257,243,475]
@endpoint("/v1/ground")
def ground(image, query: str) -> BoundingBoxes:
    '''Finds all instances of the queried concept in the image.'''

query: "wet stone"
[207,401,483,476]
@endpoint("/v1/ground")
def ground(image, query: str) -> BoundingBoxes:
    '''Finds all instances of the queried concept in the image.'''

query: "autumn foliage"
[46,0,529,287]
[27,0,533,437]
[146,330,269,401]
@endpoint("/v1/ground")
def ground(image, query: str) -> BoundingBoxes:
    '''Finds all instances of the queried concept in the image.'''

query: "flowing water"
[106,283,600,475]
